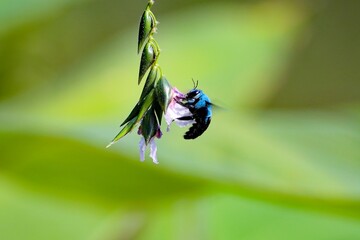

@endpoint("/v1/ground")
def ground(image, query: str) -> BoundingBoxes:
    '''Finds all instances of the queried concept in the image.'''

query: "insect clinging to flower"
[175,80,213,139]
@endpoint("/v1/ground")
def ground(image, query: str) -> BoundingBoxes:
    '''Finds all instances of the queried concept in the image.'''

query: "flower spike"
[107,0,213,163]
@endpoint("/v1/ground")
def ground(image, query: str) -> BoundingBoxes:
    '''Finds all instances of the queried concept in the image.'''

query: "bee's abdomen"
[183,107,211,139]
[183,119,211,139]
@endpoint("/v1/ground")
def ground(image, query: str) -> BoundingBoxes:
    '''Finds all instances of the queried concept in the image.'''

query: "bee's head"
[186,89,203,99]
[186,79,201,98]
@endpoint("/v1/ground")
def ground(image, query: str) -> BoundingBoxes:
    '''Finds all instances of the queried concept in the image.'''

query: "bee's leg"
[174,98,187,107]
[186,99,196,104]
[175,97,195,106]
[174,98,196,112]
[177,115,194,121]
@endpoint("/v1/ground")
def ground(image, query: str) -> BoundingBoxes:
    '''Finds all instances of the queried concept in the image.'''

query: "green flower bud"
[138,10,156,54]
[155,76,172,112]
[141,108,157,144]
[139,42,157,84]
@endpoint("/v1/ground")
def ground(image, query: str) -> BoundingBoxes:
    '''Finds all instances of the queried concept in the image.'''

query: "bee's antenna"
[192,78,199,89]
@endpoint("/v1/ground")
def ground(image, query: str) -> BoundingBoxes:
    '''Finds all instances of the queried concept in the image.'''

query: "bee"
[177,80,212,139]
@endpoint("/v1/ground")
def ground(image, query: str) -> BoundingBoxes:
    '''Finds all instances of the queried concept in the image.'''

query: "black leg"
[177,115,194,121]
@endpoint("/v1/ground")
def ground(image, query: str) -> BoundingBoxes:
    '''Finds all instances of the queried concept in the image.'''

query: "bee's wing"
[207,101,225,111]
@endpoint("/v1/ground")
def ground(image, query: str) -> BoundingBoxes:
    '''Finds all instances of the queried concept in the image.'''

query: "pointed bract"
[153,99,163,125]
[108,90,154,146]
[135,89,154,122]
[141,109,157,144]
[155,76,173,112]
[138,10,155,54]
[139,65,160,101]
[139,42,157,84]
[121,83,157,126]
[108,117,137,146]
[120,102,141,127]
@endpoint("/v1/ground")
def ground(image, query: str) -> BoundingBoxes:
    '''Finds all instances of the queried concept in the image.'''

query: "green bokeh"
[0,0,359,239]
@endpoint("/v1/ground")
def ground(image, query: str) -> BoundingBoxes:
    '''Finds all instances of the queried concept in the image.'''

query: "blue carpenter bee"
[177,80,212,139]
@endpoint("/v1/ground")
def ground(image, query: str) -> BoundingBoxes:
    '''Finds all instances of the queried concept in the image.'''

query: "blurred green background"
[0,0,360,239]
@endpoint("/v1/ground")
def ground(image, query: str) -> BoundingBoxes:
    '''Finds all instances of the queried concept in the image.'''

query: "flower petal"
[141,108,157,144]
[149,138,159,164]
[164,94,194,129]
[139,137,146,162]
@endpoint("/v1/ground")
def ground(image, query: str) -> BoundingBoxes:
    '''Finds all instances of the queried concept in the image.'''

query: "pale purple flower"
[136,87,195,164]
[138,125,162,164]
[164,87,195,131]
[138,137,146,162]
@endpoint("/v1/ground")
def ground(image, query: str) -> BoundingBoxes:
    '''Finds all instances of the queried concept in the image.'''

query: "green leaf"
[0,131,207,205]
[138,194,360,240]
[155,76,172,112]
[138,42,157,84]
[0,178,108,240]
[138,10,156,54]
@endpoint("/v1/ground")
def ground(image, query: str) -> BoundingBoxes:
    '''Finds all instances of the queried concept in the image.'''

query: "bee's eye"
[187,90,198,98]
[193,90,201,98]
